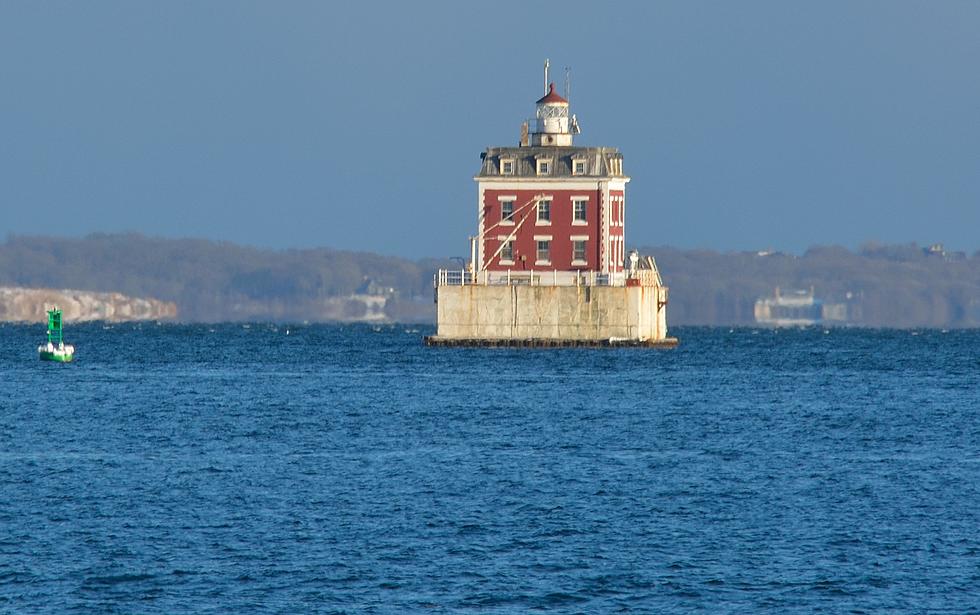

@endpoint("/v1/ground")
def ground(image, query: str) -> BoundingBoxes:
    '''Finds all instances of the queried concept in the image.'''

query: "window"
[536,240,550,263]
[500,239,514,262]
[537,159,551,175]
[573,160,586,175]
[536,200,551,223]
[501,200,514,223]
[573,240,587,263]
[501,159,514,175]
[573,199,587,223]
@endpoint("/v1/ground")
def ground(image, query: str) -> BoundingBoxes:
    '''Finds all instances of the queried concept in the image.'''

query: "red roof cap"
[536,82,568,105]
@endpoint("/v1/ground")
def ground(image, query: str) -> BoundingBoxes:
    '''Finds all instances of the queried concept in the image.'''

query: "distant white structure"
[754,287,850,326]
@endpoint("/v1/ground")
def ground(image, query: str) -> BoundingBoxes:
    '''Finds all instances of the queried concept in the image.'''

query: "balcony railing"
[434,269,662,288]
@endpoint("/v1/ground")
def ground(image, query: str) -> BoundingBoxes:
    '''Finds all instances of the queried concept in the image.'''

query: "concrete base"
[424,335,678,348]
[434,283,669,342]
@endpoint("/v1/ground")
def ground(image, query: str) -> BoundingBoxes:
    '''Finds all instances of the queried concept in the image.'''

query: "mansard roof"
[476,146,625,179]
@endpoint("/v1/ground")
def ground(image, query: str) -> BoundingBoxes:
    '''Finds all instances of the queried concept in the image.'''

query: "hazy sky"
[2,1,977,258]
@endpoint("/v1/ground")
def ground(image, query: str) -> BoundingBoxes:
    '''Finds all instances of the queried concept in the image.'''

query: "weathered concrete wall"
[436,284,668,341]
[0,287,177,322]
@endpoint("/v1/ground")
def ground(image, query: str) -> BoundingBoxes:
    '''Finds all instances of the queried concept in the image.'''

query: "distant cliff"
[0,286,177,322]
[0,234,444,323]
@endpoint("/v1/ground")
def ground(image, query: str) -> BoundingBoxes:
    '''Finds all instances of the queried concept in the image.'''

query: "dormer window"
[537,159,551,175]
[573,160,586,175]
[500,159,515,175]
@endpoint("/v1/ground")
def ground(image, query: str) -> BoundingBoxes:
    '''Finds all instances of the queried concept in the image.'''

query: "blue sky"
[1,1,977,258]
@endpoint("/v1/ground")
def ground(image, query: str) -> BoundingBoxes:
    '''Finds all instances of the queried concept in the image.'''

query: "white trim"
[535,260,551,266]
[569,194,591,201]
[571,259,588,266]
[601,181,610,273]
[533,235,553,241]
[476,179,624,190]
[497,195,517,200]
[535,220,552,226]
[473,175,631,190]
[500,158,515,176]
[570,235,589,241]
[499,259,515,266]
[477,184,486,270]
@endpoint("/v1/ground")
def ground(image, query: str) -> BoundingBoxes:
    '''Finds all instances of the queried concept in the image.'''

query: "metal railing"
[435,269,656,288]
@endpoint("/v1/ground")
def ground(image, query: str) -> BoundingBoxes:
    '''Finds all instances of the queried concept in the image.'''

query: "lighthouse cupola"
[530,82,579,146]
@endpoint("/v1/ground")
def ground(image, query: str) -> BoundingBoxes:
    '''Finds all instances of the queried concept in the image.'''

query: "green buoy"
[38,307,75,362]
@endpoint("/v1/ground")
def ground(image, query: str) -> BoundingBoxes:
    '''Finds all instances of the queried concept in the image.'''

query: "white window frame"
[535,239,551,266]
[536,199,552,225]
[571,238,587,265]
[500,199,515,225]
[573,159,586,175]
[572,198,588,225]
[500,158,515,175]
[536,159,552,176]
[499,237,515,265]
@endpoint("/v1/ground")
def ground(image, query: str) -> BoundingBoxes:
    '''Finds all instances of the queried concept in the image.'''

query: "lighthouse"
[427,62,674,347]
[475,74,627,279]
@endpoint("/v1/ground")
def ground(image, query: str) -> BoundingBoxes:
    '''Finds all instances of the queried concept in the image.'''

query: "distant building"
[754,287,851,326]
[924,243,967,262]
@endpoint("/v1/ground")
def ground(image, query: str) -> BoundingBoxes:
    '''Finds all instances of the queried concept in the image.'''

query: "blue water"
[1,323,979,613]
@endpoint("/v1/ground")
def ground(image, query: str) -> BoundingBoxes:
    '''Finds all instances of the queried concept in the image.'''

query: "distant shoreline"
[1,234,977,328]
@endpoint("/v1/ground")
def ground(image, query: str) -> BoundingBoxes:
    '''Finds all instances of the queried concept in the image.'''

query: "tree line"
[643,243,980,327]
[1,234,978,326]
[0,234,447,322]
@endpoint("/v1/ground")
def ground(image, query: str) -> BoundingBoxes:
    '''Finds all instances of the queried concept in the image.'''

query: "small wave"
[83,573,155,586]
[456,523,486,535]
[539,591,588,606]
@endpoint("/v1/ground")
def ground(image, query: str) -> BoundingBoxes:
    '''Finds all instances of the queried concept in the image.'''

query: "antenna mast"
[544,58,550,94]
[564,66,571,102]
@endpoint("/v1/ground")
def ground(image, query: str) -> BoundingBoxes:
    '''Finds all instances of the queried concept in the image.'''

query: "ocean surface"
[1,323,978,613]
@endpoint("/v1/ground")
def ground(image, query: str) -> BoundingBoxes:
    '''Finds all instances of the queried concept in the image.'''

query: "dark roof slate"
[477,145,625,179]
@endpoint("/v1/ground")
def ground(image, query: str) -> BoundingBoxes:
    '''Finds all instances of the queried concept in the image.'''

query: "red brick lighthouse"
[475,69,627,279]
[427,62,674,347]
